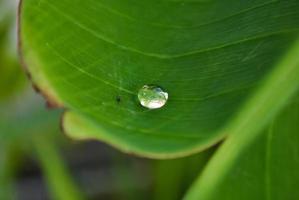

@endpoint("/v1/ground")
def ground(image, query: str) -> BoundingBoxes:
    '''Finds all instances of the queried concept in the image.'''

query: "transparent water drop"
[138,85,168,109]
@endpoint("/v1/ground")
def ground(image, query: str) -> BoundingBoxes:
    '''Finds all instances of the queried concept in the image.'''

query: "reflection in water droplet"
[138,85,168,109]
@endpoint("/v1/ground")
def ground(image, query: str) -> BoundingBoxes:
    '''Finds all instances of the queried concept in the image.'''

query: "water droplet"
[138,85,168,109]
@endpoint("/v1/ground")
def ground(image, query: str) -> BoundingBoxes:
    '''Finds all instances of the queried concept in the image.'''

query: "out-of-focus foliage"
[0,1,85,199]
[0,0,25,101]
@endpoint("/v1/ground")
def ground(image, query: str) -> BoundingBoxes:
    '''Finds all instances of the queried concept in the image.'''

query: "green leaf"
[185,94,299,200]
[184,38,299,199]
[19,0,299,158]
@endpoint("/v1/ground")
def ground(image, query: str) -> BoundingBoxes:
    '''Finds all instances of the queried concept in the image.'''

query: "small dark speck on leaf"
[116,95,121,103]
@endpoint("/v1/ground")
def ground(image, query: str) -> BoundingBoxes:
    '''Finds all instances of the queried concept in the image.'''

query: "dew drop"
[138,85,168,109]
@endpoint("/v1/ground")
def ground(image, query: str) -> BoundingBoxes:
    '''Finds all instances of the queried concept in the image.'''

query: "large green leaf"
[19,0,299,158]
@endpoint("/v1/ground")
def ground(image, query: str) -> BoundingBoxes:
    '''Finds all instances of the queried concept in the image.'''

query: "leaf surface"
[184,38,299,199]
[185,93,299,200]
[20,0,299,157]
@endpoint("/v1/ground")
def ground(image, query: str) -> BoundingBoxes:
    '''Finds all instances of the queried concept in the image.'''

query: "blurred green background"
[0,1,212,199]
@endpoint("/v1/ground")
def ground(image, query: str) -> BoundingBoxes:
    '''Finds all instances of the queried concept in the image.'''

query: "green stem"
[34,138,85,200]
[153,159,185,200]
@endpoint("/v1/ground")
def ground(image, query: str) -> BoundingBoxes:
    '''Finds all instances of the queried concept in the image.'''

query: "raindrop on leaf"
[138,85,168,109]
